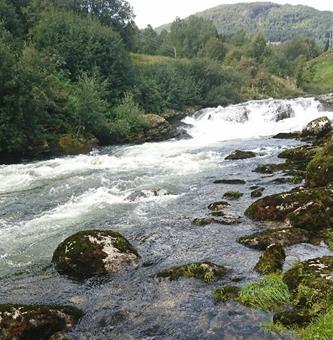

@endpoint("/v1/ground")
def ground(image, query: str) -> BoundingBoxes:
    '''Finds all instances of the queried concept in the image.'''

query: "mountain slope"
[156,2,333,43]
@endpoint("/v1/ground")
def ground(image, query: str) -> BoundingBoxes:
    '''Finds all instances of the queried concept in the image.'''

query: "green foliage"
[31,8,134,102]
[110,93,146,142]
[302,308,333,340]
[239,274,291,312]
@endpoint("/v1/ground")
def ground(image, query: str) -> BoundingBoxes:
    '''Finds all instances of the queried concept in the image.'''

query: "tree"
[31,9,134,102]
[247,32,267,62]
[202,37,226,61]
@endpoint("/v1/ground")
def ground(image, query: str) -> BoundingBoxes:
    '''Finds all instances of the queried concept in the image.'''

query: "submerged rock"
[0,304,82,340]
[52,230,140,279]
[156,262,229,283]
[301,116,332,140]
[254,244,286,275]
[213,285,240,303]
[273,132,300,139]
[251,187,265,198]
[213,179,246,185]
[193,211,241,226]
[225,150,256,160]
[208,201,230,211]
[238,228,311,250]
[223,191,244,200]
[245,188,333,231]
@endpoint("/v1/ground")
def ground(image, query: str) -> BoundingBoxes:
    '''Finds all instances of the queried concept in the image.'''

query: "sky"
[128,0,333,28]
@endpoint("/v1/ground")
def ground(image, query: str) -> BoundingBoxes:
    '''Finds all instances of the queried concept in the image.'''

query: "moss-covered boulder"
[52,230,140,280]
[238,228,310,250]
[251,187,265,198]
[301,116,332,140]
[278,146,318,163]
[193,211,241,226]
[279,256,333,325]
[306,141,333,187]
[58,134,98,155]
[213,285,240,302]
[129,114,176,143]
[223,191,243,200]
[0,304,82,340]
[273,132,300,139]
[156,262,229,283]
[208,201,230,211]
[254,244,286,275]
[213,179,246,184]
[225,150,256,160]
[245,188,333,231]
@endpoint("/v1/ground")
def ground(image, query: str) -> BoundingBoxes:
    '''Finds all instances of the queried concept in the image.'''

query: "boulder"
[58,134,98,155]
[273,132,300,139]
[52,230,140,280]
[278,146,318,163]
[275,104,294,122]
[225,150,256,160]
[301,116,332,140]
[245,188,333,231]
[156,262,229,283]
[208,201,230,211]
[238,228,311,250]
[254,244,286,275]
[0,304,82,340]
[129,114,177,143]
[251,187,265,198]
[316,93,333,110]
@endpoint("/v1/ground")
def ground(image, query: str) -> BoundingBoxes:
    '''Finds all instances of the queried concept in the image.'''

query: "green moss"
[58,134,90,155]
[238,228,311,250]
[213,285,240,302]
[214,179,246,184]
[156,262,229,283]
[239,274,291,312]
[255,244,286,275]
[278,146,318,163]
[223,191,243,200]
[245,188,333,231]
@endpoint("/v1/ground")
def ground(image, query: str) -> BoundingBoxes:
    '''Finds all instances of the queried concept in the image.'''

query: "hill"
[301,50,333,93]
[156,2,333,43]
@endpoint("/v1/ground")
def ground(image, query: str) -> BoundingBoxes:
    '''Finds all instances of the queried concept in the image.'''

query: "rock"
[208,201,230,211]
[254,244,286,275]
[52,230,140,280]
[254,162,297,174]
[0,304,82,340]
[213,285,240,302]
[301,116,332,140]
[156,262,229,283]
[129,114,177,143]
[223,191,243,200]
[278,146,318,163]
[245,187,333,231]
[306,140,333,187]
[225,150,256,160]
[273,132,300,139]
[213,179,246,184]
[58,134,98,155]
[238,228,311,250]
[174,128,192,140]
[193,211,241,226]
[316,93,333,110]
[251,187,265,198]
[275,104,294,122]
[126,189,171,201]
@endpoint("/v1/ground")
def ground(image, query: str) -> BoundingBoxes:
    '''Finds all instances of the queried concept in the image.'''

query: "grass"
[239,274,291,312]
[302,308,333,340]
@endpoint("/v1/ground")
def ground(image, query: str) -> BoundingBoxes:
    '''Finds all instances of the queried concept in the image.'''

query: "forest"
[0,0,330,160]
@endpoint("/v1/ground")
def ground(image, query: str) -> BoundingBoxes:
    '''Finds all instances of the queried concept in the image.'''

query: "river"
[0,97,332,339]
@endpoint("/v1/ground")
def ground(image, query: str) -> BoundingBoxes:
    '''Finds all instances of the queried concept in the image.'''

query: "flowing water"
[1,97,333,339]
